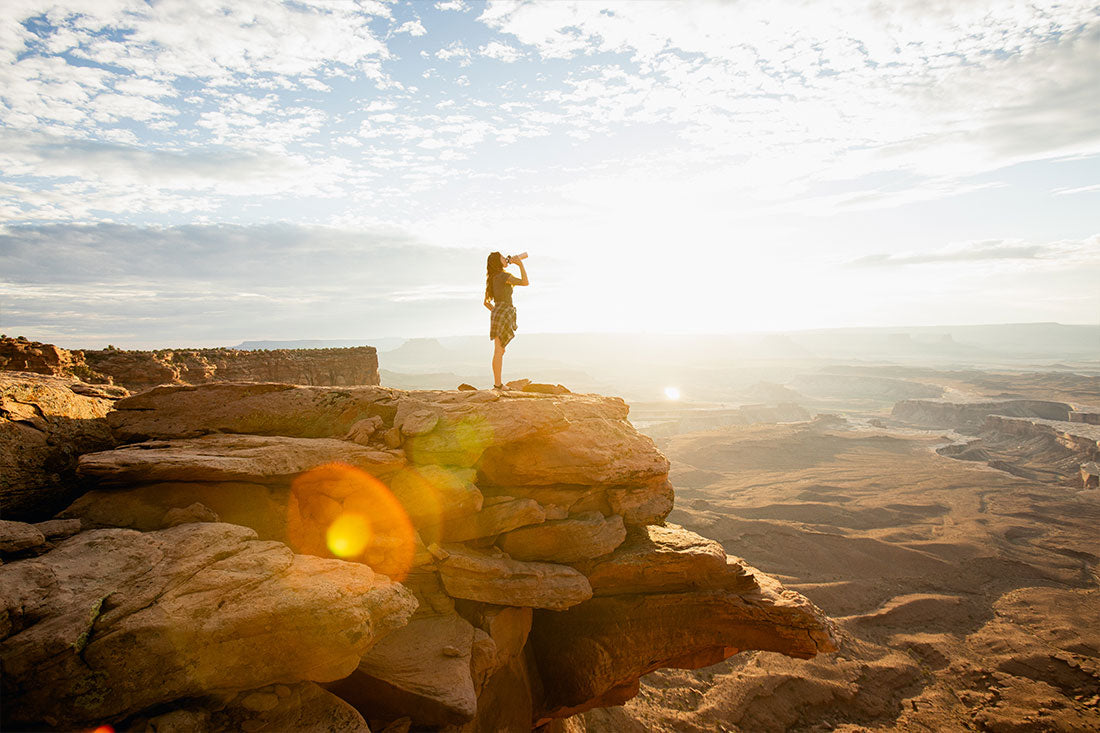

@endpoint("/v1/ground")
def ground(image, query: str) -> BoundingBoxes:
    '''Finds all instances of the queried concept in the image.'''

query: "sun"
[664,386,681,400]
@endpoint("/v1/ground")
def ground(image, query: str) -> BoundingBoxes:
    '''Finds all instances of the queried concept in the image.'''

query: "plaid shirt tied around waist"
[490,303,517,347]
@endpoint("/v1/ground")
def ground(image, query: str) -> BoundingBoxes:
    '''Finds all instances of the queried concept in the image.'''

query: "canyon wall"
[892,398,1072,431]
[1,378,836,731]
[0,336,379,390]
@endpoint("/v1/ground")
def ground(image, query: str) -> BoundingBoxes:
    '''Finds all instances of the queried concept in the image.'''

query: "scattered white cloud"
[435,0,469,12]
[436,41,473,66]
[479,40,521,62]
[393,20,427,37]
[1054,183,1100,196]
[848,237,1100,268]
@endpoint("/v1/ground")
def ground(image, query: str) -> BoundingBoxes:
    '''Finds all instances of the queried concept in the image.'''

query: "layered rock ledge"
[4,379,836,730]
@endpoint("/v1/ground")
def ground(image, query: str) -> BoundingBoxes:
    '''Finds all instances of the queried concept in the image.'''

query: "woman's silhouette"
[484,251,528,389]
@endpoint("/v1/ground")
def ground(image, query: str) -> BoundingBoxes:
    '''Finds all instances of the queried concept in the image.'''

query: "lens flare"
[326,513,372,557]
[664,386,681,400]
[288,463,417,582]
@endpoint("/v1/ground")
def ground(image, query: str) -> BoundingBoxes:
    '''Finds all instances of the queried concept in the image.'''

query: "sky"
[0,0,1098,348]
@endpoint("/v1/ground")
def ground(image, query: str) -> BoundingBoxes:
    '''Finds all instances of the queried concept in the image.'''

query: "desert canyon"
[1,334,1098,732]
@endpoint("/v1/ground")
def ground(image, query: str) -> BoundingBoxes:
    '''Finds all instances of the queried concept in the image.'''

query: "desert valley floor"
[583,420,1100,732]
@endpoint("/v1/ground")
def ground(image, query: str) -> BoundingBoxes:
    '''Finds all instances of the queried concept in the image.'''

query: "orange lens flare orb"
[91,727,115,733]
[288,462,417,582]
[326,512,372,558]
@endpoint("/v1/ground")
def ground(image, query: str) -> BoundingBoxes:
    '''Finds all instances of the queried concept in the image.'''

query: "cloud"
[436,41,472,66]
[1054,183,1100,196]
[0,222,491,346]
[847,238,1098,268]
[394,20,427,37]
[479,41,522,62]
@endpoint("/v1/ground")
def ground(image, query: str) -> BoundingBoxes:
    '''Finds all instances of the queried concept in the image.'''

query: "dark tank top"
[491,271,514,307]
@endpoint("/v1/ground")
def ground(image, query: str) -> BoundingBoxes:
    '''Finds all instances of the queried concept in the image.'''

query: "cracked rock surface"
[0,522,417,729]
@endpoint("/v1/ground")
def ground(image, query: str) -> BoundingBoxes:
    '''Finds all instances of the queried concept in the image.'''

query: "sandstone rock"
[455,601,533,692]
[0,520,44,554]
[455,652,535,733]
[477,418,669,487]
[328,611,477,727]
[607,477,675,525]
[395,404,440,436]
[497,512,626,564]
[161,502,220,526]
[0,337,80,377]
[571,524,755,596]
[482,484,610,517]
[389,465,483,525]
[437,545,592,611]
[32,518,83,542]
[132,681,370,733]
[401,393,624,467]
[418,497,546,545]
[528,569,837,720]
[0,523,417,728]
[457,383,477,391]
[80,345,380,391]
[106,383,626,452]
[107,383,400,441]
[60,481,288,539]
[78,434,406,485]
[1,372,117,520]
[344,415,385,445]
[522,383,572,395]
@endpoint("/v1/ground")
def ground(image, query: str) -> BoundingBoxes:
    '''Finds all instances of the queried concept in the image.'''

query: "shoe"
[493,384,505,390]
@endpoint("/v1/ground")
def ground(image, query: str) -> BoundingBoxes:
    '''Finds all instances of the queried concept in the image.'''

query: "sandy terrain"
[581,420,1100,732]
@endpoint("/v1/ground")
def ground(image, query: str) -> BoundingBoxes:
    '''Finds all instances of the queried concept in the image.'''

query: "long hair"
[485,251,504,304]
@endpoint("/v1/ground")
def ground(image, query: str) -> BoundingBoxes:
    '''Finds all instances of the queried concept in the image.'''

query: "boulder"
[497,512,626,564]
[437,545,593,611]
[130,682,370,733]
[60,481,289,539]
[0,523,417,728]
[572,524,755,596]
[0,520,45,554]
[528,569,837,720]
[1,372,117,520]
[344,415,384,446]
[77,434,406,485]
[455,602,533,692]
[607,477,675,525]
[328,611,478,727]
[389,465,483,525]
[417,497,546,545]
[476,418,669,487]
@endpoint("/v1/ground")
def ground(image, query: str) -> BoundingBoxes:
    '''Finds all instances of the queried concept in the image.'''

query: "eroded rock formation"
[0,336,380,391]
[1,372,121,520]
[892,398,1072,431]
[3,378,836,730]
[82,345,380,390]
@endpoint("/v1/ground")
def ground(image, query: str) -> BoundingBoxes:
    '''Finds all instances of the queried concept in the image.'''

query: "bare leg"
[492,338,505,386]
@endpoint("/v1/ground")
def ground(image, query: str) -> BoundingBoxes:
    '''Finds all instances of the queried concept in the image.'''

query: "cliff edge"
[1,379,836,731]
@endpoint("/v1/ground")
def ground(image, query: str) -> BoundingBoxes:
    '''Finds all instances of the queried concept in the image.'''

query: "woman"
[484,251,528,389]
